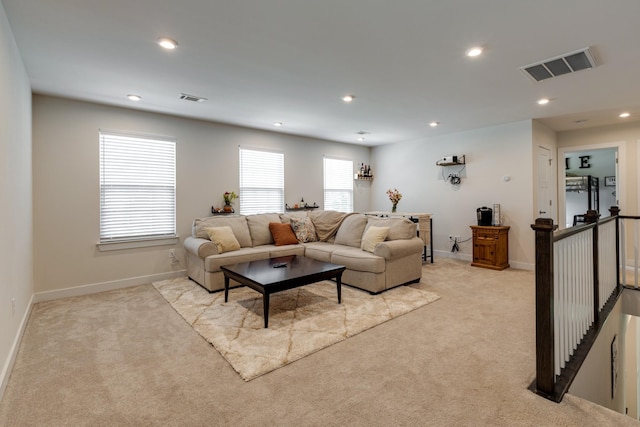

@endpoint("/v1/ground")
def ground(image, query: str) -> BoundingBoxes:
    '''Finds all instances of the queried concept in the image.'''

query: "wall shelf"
[436,155,465,166]
[355,175,373,181]
[285,203,319,211]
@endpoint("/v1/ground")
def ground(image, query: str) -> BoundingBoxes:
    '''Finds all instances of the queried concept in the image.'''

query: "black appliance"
[477,206,493,226]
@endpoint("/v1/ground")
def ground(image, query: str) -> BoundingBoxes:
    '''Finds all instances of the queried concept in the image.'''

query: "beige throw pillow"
[204,226,241,254]
[361,226,390,253]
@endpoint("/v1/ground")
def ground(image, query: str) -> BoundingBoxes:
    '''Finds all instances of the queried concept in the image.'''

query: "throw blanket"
[309,211,356,241]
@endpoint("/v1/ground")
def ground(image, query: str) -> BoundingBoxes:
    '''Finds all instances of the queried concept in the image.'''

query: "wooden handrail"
[530,206,624,402]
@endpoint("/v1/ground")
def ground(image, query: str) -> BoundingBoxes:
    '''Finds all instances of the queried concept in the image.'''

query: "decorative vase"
[392,203,397,213]
[223,204,234,213]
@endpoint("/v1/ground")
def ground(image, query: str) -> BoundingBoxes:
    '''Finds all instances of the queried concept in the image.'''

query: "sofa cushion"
[193,216,252,247]
[302,242,337,263]
[204,226,241,254]
[246,213,282,246]
[331,247,386,274]
[269,222,299,246]
[334,214,368,248]
[279,211,308,224]
[290,216,317,243]
[204,247,270,272]
[267,244,306,258]
[365,217,416,240]
[361,226,390,253]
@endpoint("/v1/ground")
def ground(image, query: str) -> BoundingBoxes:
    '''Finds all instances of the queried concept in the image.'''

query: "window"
[99,131,176,247]
[324,157,353,213]
[239,147,284,214]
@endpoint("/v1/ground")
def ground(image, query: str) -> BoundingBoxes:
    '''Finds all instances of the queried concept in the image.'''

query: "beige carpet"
[2,258,638,426]
[153,277,440,381]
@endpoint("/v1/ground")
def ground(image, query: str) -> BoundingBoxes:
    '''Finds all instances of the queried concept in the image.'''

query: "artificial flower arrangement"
[223,191,238,205]
[386,188,402,212]
[386,188,402,204]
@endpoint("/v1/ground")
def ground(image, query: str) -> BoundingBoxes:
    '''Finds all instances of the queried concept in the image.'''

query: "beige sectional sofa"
[184,210,423,294]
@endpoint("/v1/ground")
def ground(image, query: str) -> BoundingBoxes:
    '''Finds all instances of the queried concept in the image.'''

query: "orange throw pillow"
[269,222,299,246]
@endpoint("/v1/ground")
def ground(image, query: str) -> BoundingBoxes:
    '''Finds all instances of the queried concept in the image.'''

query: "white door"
[537,146,552,219]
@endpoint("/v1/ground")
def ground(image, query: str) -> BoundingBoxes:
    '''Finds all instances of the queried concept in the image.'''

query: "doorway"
[558,142,624,229]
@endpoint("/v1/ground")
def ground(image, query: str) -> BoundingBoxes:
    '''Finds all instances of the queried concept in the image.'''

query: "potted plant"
[223,191,238,212]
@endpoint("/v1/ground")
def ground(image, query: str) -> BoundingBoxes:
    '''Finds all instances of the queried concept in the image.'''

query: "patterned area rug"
[153,277,440,381]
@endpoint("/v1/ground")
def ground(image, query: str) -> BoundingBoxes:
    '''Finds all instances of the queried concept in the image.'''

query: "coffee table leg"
[224,275,230,302]
[263,293,270,328]
[337,273,342,304]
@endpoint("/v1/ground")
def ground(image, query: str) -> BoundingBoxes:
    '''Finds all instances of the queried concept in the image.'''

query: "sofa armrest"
[184,236,219,259]
[374,237,424,260]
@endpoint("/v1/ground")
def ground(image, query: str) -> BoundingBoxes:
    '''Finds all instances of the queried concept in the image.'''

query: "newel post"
[531,218,558,397]
[585,209,601,321]
[609,206,621,289]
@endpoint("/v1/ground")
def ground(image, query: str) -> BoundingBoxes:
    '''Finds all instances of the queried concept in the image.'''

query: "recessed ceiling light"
[273,122,283,127]
[619,112,630,118]
[342,94,355,103]
[466,47,483,57]
[157,37,178,50]
[537,98,550,105]
[429,121,439,127]
[127,94,141,101]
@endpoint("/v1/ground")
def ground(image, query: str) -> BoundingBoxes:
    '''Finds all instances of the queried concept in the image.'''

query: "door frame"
[536,145,554,221]
[557,141,626,230]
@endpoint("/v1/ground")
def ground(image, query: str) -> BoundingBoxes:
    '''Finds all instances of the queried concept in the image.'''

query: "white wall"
[32,95,371,295]
[0,4,33,397]
[370,120,535,268]
[570,300,627,414]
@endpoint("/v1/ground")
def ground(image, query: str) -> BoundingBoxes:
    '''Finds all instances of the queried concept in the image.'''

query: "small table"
[470,225,510,270]
[221,255,346,328]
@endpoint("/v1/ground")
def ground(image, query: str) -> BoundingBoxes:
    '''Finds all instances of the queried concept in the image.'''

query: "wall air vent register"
[180,93,207,102]
[519,47,597,82]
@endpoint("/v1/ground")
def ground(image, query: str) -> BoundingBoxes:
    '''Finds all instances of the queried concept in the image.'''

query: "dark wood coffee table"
[221,255,346,328]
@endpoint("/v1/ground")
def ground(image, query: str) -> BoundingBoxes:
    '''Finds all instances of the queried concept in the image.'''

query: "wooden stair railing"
[530,206,624,402]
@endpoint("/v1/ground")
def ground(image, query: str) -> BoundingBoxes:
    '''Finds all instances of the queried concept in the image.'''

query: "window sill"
[97,236,179,252]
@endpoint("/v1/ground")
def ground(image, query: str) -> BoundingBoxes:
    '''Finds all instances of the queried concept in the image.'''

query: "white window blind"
[99,131,176,242]
[324,157,353,213]
[239,147,284,214]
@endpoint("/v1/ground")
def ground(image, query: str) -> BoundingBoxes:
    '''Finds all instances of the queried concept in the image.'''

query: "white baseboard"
[434,249,472,263]
[1,270,187,402]
[33,270,187,303]
[0,293,34,402]
[433,250,534,271]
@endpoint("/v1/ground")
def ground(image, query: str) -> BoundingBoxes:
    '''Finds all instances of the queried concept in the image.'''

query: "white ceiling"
[3,0,640,146]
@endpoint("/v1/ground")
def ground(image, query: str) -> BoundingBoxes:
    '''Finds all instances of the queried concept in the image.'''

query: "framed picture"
[604,176,616,187]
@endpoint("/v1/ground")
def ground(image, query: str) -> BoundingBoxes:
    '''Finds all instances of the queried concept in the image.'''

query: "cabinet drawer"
[475,229,500,238]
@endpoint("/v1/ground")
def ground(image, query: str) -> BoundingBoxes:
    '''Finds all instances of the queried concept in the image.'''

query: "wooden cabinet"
[470,226,510,270]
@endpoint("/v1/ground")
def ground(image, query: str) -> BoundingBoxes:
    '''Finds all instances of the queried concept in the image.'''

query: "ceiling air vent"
[180,93,207,103]
[519,47,597,82]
